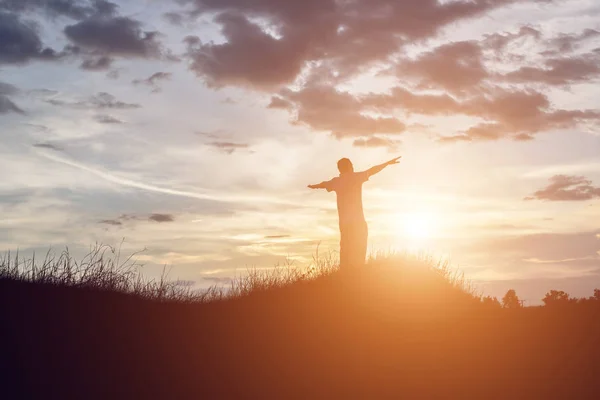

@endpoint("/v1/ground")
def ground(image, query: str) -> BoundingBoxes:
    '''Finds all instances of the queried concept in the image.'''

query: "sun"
[399,212,435,240]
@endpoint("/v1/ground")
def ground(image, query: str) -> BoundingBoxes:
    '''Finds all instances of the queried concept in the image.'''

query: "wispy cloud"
[36,150,296,206]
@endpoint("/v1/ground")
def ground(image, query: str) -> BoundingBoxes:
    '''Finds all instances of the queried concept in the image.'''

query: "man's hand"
[307,184,319,189]
[386,156,402,166]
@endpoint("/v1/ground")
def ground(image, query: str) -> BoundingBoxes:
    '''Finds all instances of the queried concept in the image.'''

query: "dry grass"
[0,243,479,303]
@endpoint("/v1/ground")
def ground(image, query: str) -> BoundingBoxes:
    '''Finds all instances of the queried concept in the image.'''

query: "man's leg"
[340,222,368,269]
[355,222,368,267]
[339,228,350,269]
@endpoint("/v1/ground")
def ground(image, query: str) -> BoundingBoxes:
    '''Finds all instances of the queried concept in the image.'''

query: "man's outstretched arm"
[307,181,330,190]
[365,156,402,177]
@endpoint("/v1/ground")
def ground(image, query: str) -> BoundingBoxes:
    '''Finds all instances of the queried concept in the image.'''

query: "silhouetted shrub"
[542,290,571,306]
[481,295,501,308]
[502,289,522,309]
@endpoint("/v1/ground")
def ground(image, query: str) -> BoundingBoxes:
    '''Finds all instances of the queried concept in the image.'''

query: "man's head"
[337,158,354,175]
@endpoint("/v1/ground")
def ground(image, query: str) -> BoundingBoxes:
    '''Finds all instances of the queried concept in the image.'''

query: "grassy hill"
[2,248,600,399]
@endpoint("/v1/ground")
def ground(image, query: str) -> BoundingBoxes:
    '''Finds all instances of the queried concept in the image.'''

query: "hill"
[1,251,600,399]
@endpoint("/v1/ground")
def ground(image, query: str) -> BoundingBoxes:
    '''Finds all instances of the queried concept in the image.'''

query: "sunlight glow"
[398,212,436,240]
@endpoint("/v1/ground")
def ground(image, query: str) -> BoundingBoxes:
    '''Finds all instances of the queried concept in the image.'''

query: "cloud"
[525,175,600,201]
[183,0,545,87]
[94,114,123,124]
[353,136,400,150]
[0,12,60,65]
[173,2,600,143]
[46,92,141,109]
[99,219,122,226]
[184,12,310,89]
[482,26,541,52]
[132,72,172,92]
[482,230,600,265]
[163,11,185,26]
[0,0,117,20]
[0,95,24,114]
[0,82,22,114]
[206,142,250,154]
[272,81,600,141]
[544,29,600,55]
[277,85,406,138]
[264,235,290,239]
[268,96,293,110]
[174,279,196,287]
[36,150,292,206]
[202,276,232,284]
[33,143,63,151]
[80,55,113,70]
[148,214,175,223]
[364,87,600,142]
[99,213,175,225]
[0,81,18,96]
[394,41,488,94]
[504,52,600,85]
[64,16,164,59]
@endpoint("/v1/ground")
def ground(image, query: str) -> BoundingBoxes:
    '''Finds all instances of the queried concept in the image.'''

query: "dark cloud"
[482,26,541,52]
[172,1,600,143]
[148,213,175,223]
[206,142,250,154]
[94,114,123,124]
[395,41,489,94]
[180,0,548,88]
[544,29,600,55]
[185,12,311,89]
[99,219,122,226]
[276,83,598,141]
[80,55,113,70]
[363,87,600,142]
[132,72,172,92]
[525,175,600,201]
[47,92,141,109]
[100,213,175,225]
[106,69,120,79]
[0,81,19,96]
[0,12,60,65]
[277,85,406,138]
[64,16,164,58]
[0,99,24,115]
[28,88,59,97]
[33,143,63,151]
[0,0,117,20]
[163,11,185,26]
[353,136,400,150]
[264,235,290,239]
[503,53,600,86]
[0,81,24,114]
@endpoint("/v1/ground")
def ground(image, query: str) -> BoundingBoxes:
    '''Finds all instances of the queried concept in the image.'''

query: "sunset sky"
[1,0,599,304]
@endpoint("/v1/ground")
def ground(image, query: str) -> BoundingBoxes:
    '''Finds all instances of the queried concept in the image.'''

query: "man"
[308,157,401,269]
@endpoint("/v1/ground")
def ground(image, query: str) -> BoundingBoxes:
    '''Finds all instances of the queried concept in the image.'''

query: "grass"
[0,243,479,303]
[3,244,600,399]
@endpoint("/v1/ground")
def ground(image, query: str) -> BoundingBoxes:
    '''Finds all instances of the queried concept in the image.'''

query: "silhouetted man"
[308,157,401,269]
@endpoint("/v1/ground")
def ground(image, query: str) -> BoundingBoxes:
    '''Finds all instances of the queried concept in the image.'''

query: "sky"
[1,0,599,304]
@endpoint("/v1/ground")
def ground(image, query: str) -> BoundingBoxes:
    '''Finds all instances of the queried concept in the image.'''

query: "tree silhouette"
[482,296,501,308]
[542,290,570,306]
[502,289,522,309]
[594,289,600,301]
